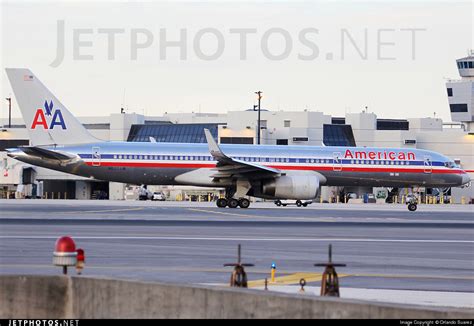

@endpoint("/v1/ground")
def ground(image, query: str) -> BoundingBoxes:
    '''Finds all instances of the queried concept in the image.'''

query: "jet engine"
[261,175,319,199]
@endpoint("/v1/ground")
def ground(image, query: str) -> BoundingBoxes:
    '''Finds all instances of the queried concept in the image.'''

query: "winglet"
[203,128,281,175]
[204,129,226,160]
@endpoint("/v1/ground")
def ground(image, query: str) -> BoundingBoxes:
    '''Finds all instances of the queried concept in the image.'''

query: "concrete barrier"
[1,275,473,319]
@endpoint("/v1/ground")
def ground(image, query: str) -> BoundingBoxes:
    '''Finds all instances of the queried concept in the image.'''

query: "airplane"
[4,68,471,211]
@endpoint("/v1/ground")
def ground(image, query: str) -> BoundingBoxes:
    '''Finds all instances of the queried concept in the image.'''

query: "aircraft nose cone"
[461,173,471,186]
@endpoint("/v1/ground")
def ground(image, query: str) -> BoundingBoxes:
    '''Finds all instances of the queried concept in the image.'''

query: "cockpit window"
[444,161,456,168]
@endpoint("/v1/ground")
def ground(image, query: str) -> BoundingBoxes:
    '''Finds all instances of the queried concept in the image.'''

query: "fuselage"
[9,141,470,189]
[6,68,470,205]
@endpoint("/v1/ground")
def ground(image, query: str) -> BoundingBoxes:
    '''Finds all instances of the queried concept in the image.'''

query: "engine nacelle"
[262,175,319,200]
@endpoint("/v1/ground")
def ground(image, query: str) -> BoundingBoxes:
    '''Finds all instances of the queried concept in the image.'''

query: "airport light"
[53,236,77,275]
[76,248,85,275]
[271,262,276,283]
[299,278,307,293]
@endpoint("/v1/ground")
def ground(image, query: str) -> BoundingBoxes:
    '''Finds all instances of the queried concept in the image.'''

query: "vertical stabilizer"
[5,68,99,146]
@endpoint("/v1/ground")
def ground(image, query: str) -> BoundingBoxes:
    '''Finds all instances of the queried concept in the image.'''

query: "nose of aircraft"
[461,172,471,186]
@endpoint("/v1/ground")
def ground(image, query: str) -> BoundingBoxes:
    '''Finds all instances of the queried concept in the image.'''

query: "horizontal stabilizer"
[8,146,77,162]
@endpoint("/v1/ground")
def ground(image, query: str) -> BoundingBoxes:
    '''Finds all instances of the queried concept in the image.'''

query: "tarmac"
[0,199,473,307]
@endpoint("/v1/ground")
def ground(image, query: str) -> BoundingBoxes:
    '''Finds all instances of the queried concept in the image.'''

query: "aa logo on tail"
[31,101,67,130]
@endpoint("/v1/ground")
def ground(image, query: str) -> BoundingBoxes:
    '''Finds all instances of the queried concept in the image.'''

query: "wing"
[204,129,281,179]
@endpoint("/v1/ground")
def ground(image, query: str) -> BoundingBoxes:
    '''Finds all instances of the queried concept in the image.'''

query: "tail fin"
[5,68,98,146]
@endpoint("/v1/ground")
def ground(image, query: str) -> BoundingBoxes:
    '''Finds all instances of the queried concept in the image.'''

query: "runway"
[0,200,473,296]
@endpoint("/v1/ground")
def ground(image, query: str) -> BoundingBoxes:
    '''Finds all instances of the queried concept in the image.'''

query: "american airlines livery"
[5,68,471,211]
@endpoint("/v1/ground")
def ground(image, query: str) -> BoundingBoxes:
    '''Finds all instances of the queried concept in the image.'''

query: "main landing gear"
[216,187,251,209]
[216,197,250,209]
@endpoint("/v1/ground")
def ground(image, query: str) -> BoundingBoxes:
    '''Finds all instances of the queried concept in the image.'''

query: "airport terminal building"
[1,55,473,203]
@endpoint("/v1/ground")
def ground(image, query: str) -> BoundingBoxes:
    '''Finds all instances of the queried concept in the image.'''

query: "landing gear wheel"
[408,203,417,212]
[216,198,228,208]
[296,200,302,207]
[239,198,250,209]
[275,200,282,207]
[228,198,239,208]
[302,203,308,207]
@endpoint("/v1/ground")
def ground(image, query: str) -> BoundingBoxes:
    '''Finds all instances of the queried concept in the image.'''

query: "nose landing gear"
[407,197,418,211]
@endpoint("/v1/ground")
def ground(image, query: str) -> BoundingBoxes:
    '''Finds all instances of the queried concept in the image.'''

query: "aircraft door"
[92,146,101,167]
[423,156,432,174]
[333,152,342,172]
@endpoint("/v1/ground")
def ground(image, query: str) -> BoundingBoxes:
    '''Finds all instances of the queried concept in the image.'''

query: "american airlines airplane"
[5,68,471,211]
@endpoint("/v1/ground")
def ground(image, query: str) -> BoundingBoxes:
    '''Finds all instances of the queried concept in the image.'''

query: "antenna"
[121,88,126,113]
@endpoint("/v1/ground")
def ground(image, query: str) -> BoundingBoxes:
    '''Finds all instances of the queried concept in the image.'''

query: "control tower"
[446,52,474,131]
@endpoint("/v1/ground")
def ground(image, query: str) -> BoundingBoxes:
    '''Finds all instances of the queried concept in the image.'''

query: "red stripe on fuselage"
[85,162,216,169]
[84,161,465,174]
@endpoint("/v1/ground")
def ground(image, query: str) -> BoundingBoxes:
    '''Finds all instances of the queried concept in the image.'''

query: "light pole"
[254,91,262,145]
[5,97,11,128]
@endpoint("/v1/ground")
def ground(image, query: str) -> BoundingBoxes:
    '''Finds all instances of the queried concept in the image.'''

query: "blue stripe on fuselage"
[78,153,444,167]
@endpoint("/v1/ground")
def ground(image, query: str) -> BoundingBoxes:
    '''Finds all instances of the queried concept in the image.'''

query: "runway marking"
[351,273,474,281]
[187,208,339,221]
[0,235,472,243]
[247,272,349,288]
[187,208,256,218]
[1,264,473,282]
[0,217,470,224]
[186,208,473,224]
[63,207,145,214]
[0,264,265,274]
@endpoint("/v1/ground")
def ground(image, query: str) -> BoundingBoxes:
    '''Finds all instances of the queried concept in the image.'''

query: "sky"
[0,0,473,122]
